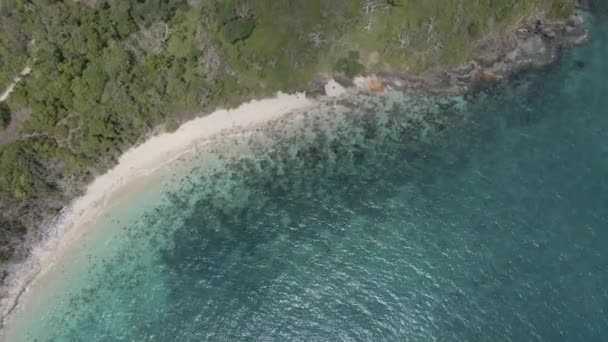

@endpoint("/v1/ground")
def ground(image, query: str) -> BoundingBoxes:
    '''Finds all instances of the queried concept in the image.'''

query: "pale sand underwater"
[0,90,322,333]
[3,36,608,338]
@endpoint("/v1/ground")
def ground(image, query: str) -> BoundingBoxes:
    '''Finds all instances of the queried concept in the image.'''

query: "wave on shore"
[0,90,317,327]
[0,75,472,339]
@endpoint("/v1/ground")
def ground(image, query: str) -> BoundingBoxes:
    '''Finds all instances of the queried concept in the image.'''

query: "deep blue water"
[5,12,608,342]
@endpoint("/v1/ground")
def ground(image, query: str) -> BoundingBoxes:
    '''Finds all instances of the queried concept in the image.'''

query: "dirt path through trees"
[0,67,32,148]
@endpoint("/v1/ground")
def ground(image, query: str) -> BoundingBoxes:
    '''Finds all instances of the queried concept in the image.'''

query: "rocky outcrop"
[310,12,589,98]
[400,13,588,94]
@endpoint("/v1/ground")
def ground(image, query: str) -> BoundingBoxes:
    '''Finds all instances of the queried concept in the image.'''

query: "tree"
[334,51,364,78]
[0,141,48,199]
[222,18,255,44]
[102,41,132,77]
[0,14,29,86]
[71,63,109,113]
[0,102,10,131]
[134,21,174,55]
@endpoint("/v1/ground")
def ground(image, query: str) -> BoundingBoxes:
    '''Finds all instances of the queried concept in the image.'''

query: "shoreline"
[0,90,331,329]
[308,12,589,97]
[0,10,591,333]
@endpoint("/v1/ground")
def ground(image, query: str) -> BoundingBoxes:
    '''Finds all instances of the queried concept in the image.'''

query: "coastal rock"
[306,77,329,98]
[520,35,546,56]
[475,69,502,83]
[474,37,508,67]
[372,13,588,95]
[325,79,348,97]
[0,10,592,326]
[367,77,386,93]
[485,61,509,78]
[333,75,355,89]
[366,51,381,69]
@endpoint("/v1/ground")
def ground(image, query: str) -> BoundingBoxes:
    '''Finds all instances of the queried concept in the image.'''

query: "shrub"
[467,21,481,39]
[0,102,10,131]
[165,119,180,133]
[222,19,256,44]
[334,51,364,78]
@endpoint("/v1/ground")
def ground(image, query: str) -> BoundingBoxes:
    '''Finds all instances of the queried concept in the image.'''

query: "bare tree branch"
[135,22,173,55]
[236,1,253,19]
[198,45,222,79]
[308,31,326,48]
[397,32,410,50]
[268,57,278,69]
[426,16,437,43]
[363,17,374,33]
[362,0,379,15]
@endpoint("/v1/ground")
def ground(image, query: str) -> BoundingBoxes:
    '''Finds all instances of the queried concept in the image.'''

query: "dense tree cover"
[0,0,576,264]
[0,2,30,87]
[0,103,9,131]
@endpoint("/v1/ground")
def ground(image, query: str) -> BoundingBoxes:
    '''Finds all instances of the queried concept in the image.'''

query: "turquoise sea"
[4,10,608,342]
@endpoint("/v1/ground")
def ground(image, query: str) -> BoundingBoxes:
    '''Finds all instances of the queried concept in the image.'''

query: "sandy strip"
[0,90,322,329]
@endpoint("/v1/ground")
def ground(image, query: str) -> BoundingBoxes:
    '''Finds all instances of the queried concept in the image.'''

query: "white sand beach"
[0,90,322,331]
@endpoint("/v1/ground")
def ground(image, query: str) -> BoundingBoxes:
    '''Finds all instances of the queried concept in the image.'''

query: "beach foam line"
[0,90,320,329]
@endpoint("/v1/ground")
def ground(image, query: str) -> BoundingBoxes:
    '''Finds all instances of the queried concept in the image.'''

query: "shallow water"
[4,14,608,342]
